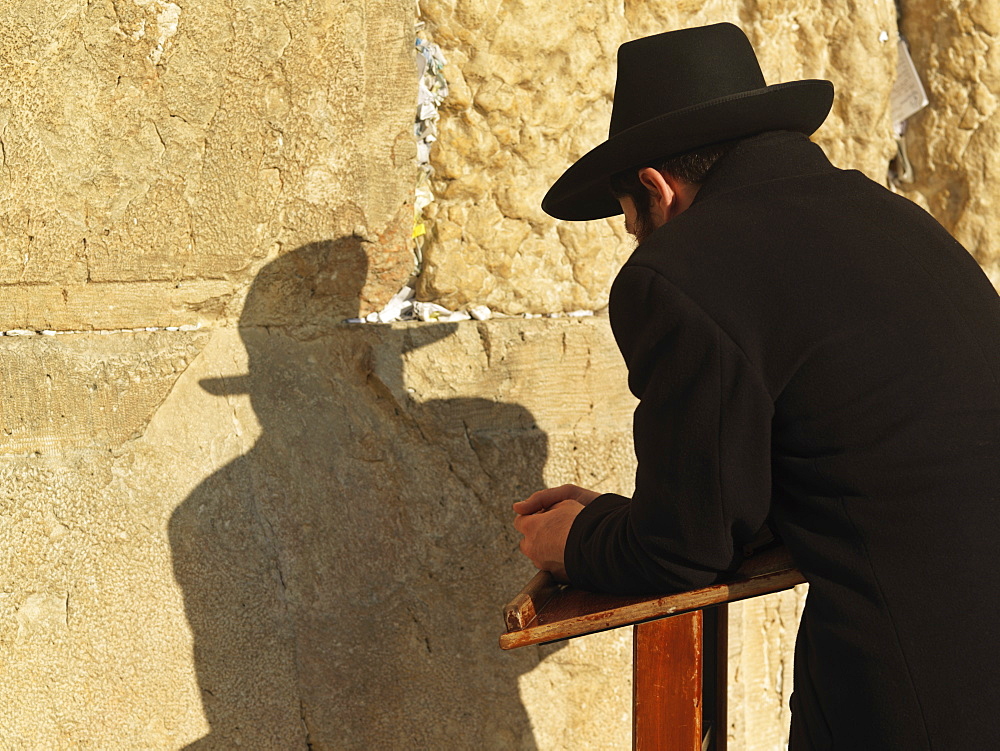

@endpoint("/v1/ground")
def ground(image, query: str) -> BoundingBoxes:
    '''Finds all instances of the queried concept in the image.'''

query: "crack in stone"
[126,335,209,445]
[299,697,315,749]
[1,325,203,336]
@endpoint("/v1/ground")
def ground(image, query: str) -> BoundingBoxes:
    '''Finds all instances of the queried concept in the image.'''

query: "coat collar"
[690,130,838,208]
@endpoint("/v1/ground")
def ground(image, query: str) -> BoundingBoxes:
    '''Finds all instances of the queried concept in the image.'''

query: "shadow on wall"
[170,239,558,750]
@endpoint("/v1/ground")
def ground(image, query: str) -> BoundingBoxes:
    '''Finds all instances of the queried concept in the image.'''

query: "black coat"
[564,131,1000,749]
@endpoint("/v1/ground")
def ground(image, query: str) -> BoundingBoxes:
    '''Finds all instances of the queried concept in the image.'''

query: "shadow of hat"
[199,238,456,395]
[542,22,834,221]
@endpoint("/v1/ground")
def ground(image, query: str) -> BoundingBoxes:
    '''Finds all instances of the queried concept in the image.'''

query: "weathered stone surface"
[1,280,236,332]
[896,0,1000,287]
[417,0,899,313]
[0,453,209,748]
[0,0,416,330]
[728,586,808,749]
[0,331,207,454]
[0,299,643,748]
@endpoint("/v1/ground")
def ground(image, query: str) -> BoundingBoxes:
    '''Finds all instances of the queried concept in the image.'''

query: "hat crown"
[609,23,767,138]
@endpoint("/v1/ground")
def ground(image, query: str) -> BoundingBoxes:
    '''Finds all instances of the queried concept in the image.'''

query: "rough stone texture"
[1,314,639,749]
[0,0,416,330]
[0,331,207,454]
[728,587,807,749]
[896,0,1000,288]
[416,0,899,314]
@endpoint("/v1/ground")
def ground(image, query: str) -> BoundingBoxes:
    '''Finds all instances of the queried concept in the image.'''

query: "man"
[513,23,1000,749]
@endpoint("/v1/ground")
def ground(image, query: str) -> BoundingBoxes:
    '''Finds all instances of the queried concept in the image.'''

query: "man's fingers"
[512,491,550,515]
[513,484,585,514]
[511,499,540,515]
[513,499,583,578]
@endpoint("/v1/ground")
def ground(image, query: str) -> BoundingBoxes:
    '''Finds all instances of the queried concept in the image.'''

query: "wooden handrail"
[500,546,805,750]
[501,545,803,649]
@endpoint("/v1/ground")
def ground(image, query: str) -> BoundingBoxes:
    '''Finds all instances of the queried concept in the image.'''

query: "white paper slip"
[891,39,929,125]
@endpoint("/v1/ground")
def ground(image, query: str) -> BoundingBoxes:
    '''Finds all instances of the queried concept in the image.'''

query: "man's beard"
[631,200,656,245]
[632,205,656,247]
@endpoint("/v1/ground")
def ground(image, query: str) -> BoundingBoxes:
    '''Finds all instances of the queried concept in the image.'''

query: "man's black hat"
[541,23,834,221]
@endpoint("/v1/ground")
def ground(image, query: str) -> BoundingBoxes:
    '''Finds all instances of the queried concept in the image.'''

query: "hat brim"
[541,79,834,221]
[199,375,252,395]
[198,321,460,395]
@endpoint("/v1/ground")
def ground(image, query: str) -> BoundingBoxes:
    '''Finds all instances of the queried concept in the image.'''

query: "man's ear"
[637,167,697,223]
[637,168,677,226]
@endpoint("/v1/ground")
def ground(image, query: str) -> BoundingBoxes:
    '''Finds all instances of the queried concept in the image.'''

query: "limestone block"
[0,0,416,329]
[896,1,1000,287]
[0,331,208,454]
[728,586,808,750]
[0,311,639,749]
[1,452,214,748]
[0,280,238,332]
[417,0,898,313]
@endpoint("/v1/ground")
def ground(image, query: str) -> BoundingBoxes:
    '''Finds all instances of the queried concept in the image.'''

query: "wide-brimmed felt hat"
[542,23,834,221]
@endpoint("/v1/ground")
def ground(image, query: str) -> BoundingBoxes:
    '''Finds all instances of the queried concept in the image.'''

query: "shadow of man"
[171,239,557,749]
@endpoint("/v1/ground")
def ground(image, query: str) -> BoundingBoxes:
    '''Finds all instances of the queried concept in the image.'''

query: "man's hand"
[512,484,601,582]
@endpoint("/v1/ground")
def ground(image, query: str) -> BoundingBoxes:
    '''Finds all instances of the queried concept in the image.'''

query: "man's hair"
[608,139,739,202]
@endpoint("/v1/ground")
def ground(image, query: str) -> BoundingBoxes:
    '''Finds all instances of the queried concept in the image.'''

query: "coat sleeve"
[564,264,775,594]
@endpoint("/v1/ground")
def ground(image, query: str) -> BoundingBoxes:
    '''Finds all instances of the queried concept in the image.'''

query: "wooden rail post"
[501,548,802,749]
[633,610,703,750]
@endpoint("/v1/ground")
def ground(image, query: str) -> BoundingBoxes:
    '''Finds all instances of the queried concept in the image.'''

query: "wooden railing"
[500,547,805,751]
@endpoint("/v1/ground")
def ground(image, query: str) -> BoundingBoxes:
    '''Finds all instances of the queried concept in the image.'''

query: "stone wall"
[896,0,1000,287]
[2,312,639,749]
[417,0,899,314]
[1,2,641,747]
[3,0,996,749]
[0,0,416,330]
